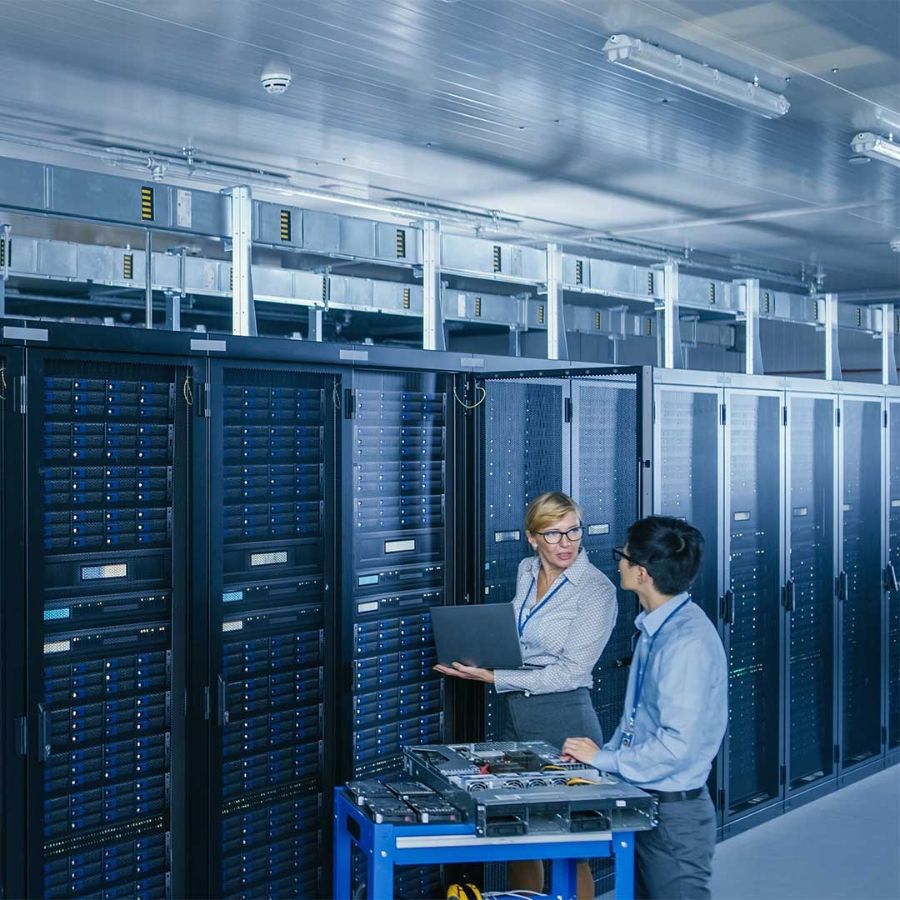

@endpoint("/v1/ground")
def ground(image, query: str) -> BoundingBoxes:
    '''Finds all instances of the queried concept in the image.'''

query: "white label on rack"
[385,539,416,553]
[588,523,610,535]
[358,601,379,613]
[733,511,750,522]
[222,620,243,632]
[44,640,71,654]
[82,563,127,580]
[250,550,287,566]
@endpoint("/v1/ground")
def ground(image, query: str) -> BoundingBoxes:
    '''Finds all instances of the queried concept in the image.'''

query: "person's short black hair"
[625,516,703,595]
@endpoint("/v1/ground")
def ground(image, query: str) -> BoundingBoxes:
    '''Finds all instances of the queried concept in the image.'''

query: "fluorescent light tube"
[851,132,900,168]
[602,34,790,118]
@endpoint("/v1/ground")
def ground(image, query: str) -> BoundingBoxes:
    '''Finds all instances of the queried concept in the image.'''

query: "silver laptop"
[430,602,527,669]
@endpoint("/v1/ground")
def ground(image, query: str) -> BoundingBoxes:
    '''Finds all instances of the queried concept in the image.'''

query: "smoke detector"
[261,62,292,94]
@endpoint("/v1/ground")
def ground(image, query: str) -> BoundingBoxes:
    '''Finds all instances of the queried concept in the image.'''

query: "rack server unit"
[342,369,451,781]
[341,368,456,899]
[205,363,337,900]
[838,398,883,775]
[23,351,190,899]
[479,375,565,744]
[652,384,723,806]
[724,389,783,819]
[784,395,836,794]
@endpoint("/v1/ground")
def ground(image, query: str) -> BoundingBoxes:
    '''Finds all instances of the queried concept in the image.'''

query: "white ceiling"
[0,0,898,292]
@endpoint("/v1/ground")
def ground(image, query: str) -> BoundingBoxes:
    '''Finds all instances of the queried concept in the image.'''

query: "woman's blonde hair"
[525,491,583,535]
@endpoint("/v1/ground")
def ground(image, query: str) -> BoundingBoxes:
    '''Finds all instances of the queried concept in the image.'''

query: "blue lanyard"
[627,597,691,726]
[517,573,569,636]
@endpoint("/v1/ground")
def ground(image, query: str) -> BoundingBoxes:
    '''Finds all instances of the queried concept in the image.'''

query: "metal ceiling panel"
[0,0,896,293]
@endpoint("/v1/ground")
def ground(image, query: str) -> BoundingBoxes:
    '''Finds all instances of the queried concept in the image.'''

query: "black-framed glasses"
[612,546,642,567]
[536,526,584,544]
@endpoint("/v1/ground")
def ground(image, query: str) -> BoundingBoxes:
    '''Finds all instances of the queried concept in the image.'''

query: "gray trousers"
[635,789,716,900]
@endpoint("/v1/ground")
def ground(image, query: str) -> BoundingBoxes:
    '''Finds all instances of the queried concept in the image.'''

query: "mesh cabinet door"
[839,398,884,770]
[889,402,900,756]
[653,384,723,816]
[723,390,783,821]
[785,395,837,792]
[478,376,566,740]
[570,375,641,740]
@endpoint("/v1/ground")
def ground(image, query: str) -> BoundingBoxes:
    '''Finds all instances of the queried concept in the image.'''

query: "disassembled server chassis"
[350,742,657,837]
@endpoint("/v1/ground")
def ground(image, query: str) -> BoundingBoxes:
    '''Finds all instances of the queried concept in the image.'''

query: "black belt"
[645,787,704,803]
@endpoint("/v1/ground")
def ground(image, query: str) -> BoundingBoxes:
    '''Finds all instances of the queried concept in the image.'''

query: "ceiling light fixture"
[602,34,790,118]
[850,132,900,169]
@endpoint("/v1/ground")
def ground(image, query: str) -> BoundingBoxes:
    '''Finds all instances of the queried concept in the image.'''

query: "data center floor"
[711,764,900,900]
[599,764,900,900]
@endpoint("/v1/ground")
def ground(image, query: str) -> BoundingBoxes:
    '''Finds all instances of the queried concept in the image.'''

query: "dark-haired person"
[562,515,727,900]
[435,491,617,900]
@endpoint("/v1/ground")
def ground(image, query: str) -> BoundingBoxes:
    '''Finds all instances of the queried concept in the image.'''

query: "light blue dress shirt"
[591,591,727,792]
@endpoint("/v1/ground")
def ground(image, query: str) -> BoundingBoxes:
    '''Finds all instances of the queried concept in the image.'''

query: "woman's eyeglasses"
[536,526,584,544]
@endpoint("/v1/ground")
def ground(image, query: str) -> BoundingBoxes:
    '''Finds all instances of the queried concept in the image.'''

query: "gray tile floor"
[710,764,900,900]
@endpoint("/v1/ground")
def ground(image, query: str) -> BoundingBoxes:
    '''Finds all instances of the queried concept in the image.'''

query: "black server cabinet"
[838,398,884,772]
[341,368,456,900]
[341,369,453,781]
[889,402,900,758]
[204,362,339,900]
[570,376,643,740]
[23,350,196,900]
[784,395,837,794]
[0,348,25,900]
[652,385,723,816]
[723,390,783,822]
[475,370,645,741]
[652,388,721,625]
[478,376,565,741]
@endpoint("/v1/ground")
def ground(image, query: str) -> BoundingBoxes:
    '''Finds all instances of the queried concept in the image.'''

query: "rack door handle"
[217,675,229,726]
[38,704,51,763]
[722,590,735,625]
[886,564,899,593]
[837,571,848,602]
[784,579,796,612]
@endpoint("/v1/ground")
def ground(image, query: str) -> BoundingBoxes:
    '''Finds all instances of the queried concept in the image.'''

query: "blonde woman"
[435,491,618,899]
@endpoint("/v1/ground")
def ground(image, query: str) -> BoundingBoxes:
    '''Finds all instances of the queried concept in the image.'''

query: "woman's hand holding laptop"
[433,662,494,683]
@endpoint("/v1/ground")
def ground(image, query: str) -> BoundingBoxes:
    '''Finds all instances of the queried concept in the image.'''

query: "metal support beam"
[144,231,153,329]
[882,304,898,386]
[308,307,323,342]
[229,186,256,337]
[735,278,765,374]
[164,290,181,332]
[422,219,445,351]
[508,326,522,358]
[656,261,684,368]
[823,292,842,381]
[546,243,568,360]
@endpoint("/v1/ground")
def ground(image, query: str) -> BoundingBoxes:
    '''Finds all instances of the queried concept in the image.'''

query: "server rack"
[203,360,339,900]
[0,347,25,900]
[652,383,724,819]
[837,396,885,781]
[888,402,900,762]
[473,367,649,894]
[477,375,566,741]
[783,393,837,800]
[22,348,196,899]
[722,388,784,825]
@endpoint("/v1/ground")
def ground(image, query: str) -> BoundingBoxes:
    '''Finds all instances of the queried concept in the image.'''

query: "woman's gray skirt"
[500,687,603,751]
